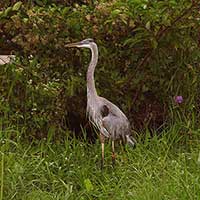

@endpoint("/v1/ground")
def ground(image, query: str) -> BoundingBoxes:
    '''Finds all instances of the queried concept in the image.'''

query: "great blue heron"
[66,38,136,168]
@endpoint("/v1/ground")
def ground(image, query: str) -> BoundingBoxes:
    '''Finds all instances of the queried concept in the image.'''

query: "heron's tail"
[126,135,136,148]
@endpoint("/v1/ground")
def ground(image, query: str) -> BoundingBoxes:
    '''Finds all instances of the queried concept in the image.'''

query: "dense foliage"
[0,0,200,138]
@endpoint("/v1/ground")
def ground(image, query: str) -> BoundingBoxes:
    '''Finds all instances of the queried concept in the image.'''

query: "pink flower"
[174,96,183,104]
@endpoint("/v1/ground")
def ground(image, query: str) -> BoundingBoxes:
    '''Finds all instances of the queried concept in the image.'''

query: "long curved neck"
[87,44,98,98]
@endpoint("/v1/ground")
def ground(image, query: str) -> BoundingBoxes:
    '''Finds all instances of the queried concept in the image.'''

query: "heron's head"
[65,38,95,48]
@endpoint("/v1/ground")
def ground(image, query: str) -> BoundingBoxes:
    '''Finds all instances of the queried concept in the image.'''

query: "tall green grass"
[0,125,200,200]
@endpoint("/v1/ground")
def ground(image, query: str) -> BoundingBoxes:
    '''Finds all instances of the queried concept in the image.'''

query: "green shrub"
[0,0,200,138]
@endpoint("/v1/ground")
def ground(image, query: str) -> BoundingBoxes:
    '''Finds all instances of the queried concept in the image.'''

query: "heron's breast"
[87,102,102,123]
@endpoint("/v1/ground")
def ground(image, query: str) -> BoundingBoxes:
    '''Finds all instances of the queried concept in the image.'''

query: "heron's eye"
[87,38,94,43]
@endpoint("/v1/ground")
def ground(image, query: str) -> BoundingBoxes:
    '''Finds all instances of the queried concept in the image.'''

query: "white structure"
[0,55,15,65]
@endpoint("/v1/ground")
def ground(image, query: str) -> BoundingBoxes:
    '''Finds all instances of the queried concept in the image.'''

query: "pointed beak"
[65,41,82,48]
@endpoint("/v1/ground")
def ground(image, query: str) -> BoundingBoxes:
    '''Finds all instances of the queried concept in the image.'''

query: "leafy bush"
[0,0,200,138]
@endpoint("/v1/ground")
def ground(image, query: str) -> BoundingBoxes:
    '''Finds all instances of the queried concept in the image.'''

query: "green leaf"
[47,125,56,144]
[62,7,70,16]
[145,21,151,30]
[35,0,46,6]
[0,11,4,17]
[151,39,158,49]
[4,7,12,17]
[142,85,149,92]
[111,9,121,17]
[84,179,93,192]
[12,1,23,11]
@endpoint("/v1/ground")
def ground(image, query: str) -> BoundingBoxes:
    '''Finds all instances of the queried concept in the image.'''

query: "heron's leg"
[120,139,127,153]
[100,133,105,170]
[112,140,116,167]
